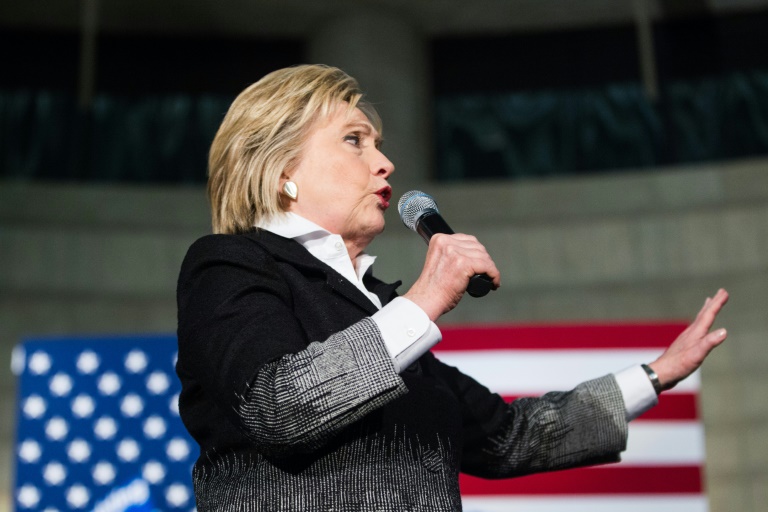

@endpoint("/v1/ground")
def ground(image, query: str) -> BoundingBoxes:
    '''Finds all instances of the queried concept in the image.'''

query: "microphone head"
[398,190,439,231]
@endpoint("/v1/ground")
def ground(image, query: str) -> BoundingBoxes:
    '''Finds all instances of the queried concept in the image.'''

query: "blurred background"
[1,0,768,510]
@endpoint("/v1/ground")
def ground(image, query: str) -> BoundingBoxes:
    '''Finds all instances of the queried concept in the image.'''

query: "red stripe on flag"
[500,393,699,421]
[438,323,688,351]
[637,392,699,421]
[460,465,702,495]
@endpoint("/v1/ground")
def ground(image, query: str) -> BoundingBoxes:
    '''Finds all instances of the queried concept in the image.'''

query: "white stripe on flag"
[433,350,700,394]
[461,495,708,512]
[623,422,704,464]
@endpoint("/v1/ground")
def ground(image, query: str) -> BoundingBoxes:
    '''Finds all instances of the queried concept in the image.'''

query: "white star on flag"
[146,371,171,395]
[66,439,91,463]
[97,372,121,396]
[18,440,42,464]
[76,351,100,375]
[28,352,52,375]
[124,350,148,374]
[49,373,73,397]
[45,418,69,441]
[23,395,47,419]
[93,416,118,440]
[142,461,166,484]
[17,485,41,508]
[43,462,67,486]
[92,461,116,485]
[65,484,90,509]
[71,394,95,418]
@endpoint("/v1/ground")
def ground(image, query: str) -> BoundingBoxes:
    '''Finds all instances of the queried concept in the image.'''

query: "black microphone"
[398,190,494,298]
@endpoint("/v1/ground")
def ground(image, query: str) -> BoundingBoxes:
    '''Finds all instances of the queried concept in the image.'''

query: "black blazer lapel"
[246,229,383,315]
[363,271,402,307]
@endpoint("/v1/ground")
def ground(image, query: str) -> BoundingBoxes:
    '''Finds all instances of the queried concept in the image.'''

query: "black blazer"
[176,229,628,511]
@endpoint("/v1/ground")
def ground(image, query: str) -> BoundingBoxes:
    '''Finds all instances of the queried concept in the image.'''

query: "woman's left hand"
[649,288,729,391]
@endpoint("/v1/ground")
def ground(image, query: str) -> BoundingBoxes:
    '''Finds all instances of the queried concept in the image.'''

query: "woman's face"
[287,103,395,247]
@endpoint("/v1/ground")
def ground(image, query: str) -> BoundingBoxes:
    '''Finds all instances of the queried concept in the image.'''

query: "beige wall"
[2,158,767,510]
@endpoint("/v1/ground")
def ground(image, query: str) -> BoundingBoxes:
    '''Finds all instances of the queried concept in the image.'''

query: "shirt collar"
[257,212,378,275]
[257,212,329,242]
[257,212,381,308]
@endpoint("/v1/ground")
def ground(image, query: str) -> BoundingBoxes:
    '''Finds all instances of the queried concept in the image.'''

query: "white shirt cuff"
[615,364,659,421]
[371,297,442,373]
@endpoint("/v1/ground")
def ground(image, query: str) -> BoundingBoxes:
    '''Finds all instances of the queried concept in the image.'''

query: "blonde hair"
[207,64,381,234]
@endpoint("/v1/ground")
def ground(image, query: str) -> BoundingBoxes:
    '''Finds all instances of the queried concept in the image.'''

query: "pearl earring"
[283,181,298,200]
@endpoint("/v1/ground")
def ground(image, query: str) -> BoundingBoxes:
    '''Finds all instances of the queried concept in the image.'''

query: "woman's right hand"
[403,233,501,322]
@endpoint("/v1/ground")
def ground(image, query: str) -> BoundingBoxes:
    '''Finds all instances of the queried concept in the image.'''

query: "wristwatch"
[641,363,663,395]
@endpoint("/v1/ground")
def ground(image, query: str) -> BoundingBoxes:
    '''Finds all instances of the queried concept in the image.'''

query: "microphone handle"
[415,212,494,298]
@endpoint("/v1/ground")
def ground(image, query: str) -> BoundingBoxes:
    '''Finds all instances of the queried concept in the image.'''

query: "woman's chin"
[360,217,387,241]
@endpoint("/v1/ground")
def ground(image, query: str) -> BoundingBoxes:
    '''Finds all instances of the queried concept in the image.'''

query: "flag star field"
[14,336,198,511]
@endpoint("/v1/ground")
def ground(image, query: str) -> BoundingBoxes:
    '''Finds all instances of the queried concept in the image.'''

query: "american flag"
[13,323,703,511]
[13,335,198,511]
[434,322,706,512]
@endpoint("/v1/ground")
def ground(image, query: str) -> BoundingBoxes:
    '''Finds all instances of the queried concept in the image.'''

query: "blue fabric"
[13,334,197,511]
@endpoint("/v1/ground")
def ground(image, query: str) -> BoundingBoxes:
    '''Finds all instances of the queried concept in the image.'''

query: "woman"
[176,64,728,511]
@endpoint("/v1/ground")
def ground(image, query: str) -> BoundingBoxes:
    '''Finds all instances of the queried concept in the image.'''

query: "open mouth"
[376,186,392,208]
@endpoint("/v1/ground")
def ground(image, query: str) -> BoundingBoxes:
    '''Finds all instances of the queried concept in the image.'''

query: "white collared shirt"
[258,212,657,420]
[259,212,382,306]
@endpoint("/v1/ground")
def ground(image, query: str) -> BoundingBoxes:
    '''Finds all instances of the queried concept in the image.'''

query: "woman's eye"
[344,134,361,146]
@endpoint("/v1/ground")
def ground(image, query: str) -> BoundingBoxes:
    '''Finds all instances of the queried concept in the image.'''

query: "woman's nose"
[372,150,395,178]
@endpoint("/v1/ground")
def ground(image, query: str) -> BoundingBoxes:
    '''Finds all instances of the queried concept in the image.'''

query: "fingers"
[692,289,729,334]
[703,289,729,313]
[705,328,728,347]
[652,289,729,390]
[405,233,501,321]
[431,233,501,288]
